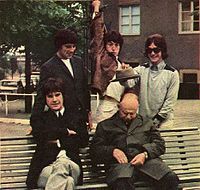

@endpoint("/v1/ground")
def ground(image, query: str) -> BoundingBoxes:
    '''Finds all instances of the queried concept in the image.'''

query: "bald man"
[91,93,179,190]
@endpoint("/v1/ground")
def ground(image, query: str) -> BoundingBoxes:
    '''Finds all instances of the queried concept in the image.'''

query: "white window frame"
[119,5,140,35]
[178,0,200,34]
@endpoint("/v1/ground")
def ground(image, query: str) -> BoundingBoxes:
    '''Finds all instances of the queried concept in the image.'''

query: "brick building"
[102,0,200,98]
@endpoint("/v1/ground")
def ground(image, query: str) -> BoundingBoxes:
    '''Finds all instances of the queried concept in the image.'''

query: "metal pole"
[5,95,8,116]
[32,94,35,107]
[96,93,99,107]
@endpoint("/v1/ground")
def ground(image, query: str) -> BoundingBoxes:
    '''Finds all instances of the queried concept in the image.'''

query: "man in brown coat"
[90,0,131,123]
[90,0,125,95]
[91,93,179,190]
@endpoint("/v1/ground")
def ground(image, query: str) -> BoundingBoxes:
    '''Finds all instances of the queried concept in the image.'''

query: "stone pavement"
[173,100,200,128]
[0,99,200,137]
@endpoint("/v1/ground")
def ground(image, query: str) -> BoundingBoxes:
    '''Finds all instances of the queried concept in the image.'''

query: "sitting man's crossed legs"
[37,152,80,190]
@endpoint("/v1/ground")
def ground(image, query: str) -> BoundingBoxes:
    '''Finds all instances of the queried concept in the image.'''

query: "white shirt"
[55,107,65,117]
[61,59,74,77]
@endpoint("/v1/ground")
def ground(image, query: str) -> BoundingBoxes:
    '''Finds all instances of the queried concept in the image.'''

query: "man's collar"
[61,59,70,64]
[150,60,166,71]
[55,107,65,117]
[59,107,65,115]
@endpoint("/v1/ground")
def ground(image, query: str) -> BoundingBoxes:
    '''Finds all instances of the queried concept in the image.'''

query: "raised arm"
[90,0,106,61]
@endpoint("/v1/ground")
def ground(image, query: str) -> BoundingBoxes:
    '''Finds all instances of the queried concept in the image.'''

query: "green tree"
[0,53,16,78]
[0,0,90,112]
[0,67,5,80]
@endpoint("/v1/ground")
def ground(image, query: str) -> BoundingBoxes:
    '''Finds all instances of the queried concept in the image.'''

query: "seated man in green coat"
[91,92,179,190]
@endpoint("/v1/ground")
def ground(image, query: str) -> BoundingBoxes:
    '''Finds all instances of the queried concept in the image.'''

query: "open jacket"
[91,113,172,184]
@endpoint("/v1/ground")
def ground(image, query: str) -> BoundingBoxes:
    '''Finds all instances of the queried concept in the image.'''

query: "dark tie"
[58,111,62,118]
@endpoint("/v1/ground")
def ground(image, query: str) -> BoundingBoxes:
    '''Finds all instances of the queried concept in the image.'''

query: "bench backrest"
[1,127,200,189]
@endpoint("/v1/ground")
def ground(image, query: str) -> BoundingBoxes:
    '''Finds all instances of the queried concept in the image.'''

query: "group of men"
[26,0,180,189]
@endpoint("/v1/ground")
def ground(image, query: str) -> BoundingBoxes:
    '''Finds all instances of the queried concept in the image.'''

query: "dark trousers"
[110,171,179,190]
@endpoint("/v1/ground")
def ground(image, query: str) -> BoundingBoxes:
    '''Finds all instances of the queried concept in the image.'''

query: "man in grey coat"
[91,93,179,190]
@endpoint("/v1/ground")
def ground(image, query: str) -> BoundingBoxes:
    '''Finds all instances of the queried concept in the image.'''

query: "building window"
[119,5,140,35]
[178,0,199,34]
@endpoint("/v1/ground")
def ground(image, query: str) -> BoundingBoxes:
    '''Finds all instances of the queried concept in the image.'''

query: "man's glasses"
[146,47,161,54]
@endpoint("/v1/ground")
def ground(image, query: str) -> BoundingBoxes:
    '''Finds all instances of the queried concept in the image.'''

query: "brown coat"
[90,12,118,95]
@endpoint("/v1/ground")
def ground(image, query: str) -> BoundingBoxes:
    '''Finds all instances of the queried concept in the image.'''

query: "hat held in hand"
[111,67,140,82]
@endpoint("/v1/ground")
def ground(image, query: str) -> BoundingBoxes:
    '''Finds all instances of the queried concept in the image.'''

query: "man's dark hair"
[43,78,65,96]
[104,30,124,48]
[144,33,168,59]
[54,28,77,50]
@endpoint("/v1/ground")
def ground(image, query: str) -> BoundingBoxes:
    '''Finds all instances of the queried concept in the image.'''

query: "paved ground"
[173,100,200,128]
[0,99,200,137]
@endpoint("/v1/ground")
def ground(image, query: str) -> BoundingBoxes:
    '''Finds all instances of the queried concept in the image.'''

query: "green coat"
[91,113,172,184]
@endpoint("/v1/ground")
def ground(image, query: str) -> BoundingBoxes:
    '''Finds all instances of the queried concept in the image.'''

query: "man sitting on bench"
[91,92,179,190]
[26,77,89,190]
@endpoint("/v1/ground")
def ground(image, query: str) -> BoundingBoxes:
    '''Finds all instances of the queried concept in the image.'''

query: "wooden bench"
[1,127,200,190]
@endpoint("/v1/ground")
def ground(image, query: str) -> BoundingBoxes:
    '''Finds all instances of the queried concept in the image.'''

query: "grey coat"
[91,113,172,185]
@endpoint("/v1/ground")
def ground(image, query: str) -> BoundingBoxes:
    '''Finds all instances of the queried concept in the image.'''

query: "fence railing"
[0,93,99,116]
[0,93,37,115]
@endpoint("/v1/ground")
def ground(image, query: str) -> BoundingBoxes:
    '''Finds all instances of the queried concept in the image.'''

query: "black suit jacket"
[26,109,89,188]
[32,54,90,122]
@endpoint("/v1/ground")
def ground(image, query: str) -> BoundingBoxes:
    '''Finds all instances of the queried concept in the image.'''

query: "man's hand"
[130,153,146,166]
[67,129,77,136]
[113,148,128,164]
[92,0,100,13]
[121,62,130,69]
[153,118,161,128]
[87,111,93,130]
[26,127,32,135]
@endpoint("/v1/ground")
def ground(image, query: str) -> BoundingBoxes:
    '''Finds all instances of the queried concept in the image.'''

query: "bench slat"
[169,163,200,170]
[1,163,30,170]
[163,157,200,165]
[163,136,200,142]
[1,156,32,164]
[165,141,200,147]
[165,146,200,153]
[161,130,199,137]
[1,151,34,158]
[1,144,36,152]
[161,152,200,159]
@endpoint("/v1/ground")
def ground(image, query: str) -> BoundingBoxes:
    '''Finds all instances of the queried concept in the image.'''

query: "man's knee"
[68,160,80,176]
[110,178,135,190]
[159,171,179,190]
[37,166,52,187]
[54,159,80,184]
[66,176,75,189]
[52,160,71,176]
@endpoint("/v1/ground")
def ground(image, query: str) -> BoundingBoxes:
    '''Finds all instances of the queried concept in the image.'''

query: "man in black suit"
[31,28,91,129]
[27,78,89,189]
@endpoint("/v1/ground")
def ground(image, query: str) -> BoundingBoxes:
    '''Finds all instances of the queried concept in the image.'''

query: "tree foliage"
[0,0,91,112]
[0,0,90,65]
